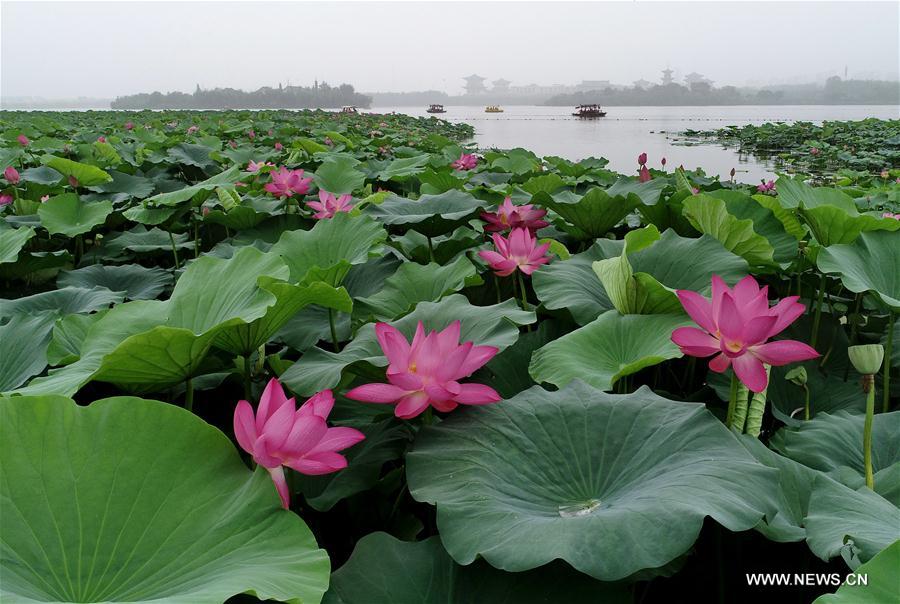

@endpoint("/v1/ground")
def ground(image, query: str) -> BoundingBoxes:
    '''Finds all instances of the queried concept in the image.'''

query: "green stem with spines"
[726,372,739,427]
[810,273,826,351]
[864,375,875,489]
[884,312,895,413]
[328,308,341,351]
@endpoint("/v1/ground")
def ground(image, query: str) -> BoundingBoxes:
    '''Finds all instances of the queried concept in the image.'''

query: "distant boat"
[426,104,446,114]
[572,104,607,118]
[340,106,358,114]
[485,105,504,113]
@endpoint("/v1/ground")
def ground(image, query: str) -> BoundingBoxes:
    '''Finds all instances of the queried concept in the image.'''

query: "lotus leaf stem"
[744,367,770,437]
[810,273,826,351]
[884,312,895,413]
[329,308,341,351]
[863,374,875,489]
[730,383,749,433]
[168,230,181,270]
[726,372,739,427]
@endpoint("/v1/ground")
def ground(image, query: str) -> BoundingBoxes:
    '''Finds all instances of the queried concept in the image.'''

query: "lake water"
[371,105,899,183]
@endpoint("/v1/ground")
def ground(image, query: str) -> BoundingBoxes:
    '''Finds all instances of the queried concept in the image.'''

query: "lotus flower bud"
[4,166,20,184]
[848,344,884,376]
[785,366,807,386]
[638,152,647,166]
[661,157,667,167]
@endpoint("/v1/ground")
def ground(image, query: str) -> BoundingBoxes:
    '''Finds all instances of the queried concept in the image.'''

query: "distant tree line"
[111,82,372,110]
[545,78,900,106]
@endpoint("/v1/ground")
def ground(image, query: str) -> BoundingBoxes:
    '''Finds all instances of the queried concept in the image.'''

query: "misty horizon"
[2,1,898,102]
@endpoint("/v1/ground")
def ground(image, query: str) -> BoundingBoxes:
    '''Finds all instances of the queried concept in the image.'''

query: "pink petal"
[375,323,411,365]
[297,389,335,419]
[479,250,508,266]
[286,452,348,475]
[260,398,297,452]
[268,466,291,509]
[716,293,744,341]
[454,383,502,405]
[395,392,431,419]
[306,426,366,455]
[711,275,729,325]
[740,316,778,346]
[456,344,499,377]
[767,296,806,337]
[431,399,459,413]
[233,400,258,455]
[676,290,716,333]
[385,370,423,391]
[731,353,769,393]
[424,382,460,402]
[279,416,328,457]
[732,275,761,306]
[751,340,819,366]
[257,378,291,430]
[671,327,720,357]
[708,353,731,373]
[345,382,407,403]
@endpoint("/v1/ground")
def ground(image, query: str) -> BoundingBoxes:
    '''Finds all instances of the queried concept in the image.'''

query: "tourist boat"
[340,106,358,114]
[572,104,607,118]
[426,104,446,114]
[485,106,504,113]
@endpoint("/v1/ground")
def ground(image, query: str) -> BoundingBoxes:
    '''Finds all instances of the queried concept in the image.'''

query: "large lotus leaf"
[10,301,168,397]
[530,311,690,391]
[0,286,124,319]
[376,154,430,180]
[775,176,858,212]
[800,205,900,247]
[682,194,777,267]
[214,280,353,357]
[607,176,668,206]
[804,475,900,568]
[38,193,114,237]
[57,264,173,300]
[353,255,478,321]
[103,225,192,253]
[533,187,641,239]
[324,532,629,604]
[816,230,900,311]
[520,172,565,195]
[313,156,366,194]
[92,170,156,199]
[295,419,413,512]
[814,540,900,603]
[0,226,35,264]
[752,192,807,239]
[489,147,540,175]
[0,395,329,603]
[271,213,386,286]
[281,294,535,396]
[770,410,900,500]
[708,190,798,264]
[41,155,112,186]
[406,381,778,581]
[120,204,179,226]
[145,166,241,206]
[363,190,485,237]
[46,312,106,366]
[473,321,566,399]
[391,226,482,265]
[167,142,215,169]
[0,312,56,392]
[532,242,616,325]
[19,166,63,185]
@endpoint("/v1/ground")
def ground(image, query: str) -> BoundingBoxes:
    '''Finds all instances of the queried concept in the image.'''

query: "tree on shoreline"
[111,82,371,110]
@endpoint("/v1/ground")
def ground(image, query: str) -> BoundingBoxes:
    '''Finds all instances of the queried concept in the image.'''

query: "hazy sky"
[2,1,898,99]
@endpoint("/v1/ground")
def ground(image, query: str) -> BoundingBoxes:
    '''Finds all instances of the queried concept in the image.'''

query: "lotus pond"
[0,109,898,603]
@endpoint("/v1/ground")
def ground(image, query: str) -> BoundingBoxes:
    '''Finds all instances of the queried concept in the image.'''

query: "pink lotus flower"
[267,129,274,136]
[661,157,667,167]
[202,206,210,217]
[671,275,819,392]
[478,227,551,277]
[883,212,900,220]
[345,321,501,419]
[234,378,365,509]
[247,160,274,173]
[481,197,548,233]
[97,136,106,143]
[40,195,50,202]
[0,194,12,206]
[125,121,134,131]
[4,166,19,185]
[757,180,776,194]
[228,140,238,149]
[68,175,79,188]
[17,135,29,146]
[810,147,820,156]
[638,152,648,166]
[186,125,199,135]
[307,190,353,219]
[880,170,890,179]
[248,130,256,140]
[324,137,334,147]
[264,167,312,198]
[451,152,478,171]
[638,165,652,183]
[274,142,283,151]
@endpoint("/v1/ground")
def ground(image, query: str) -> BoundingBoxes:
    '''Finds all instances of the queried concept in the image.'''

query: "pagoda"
[463,74,487,95]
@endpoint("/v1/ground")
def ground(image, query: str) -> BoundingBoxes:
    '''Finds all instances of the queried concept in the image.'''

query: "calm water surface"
[371,105,899,183]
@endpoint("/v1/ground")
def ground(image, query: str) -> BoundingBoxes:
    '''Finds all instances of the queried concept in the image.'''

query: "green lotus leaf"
[532,241,616,324]
[281,294,534,396]
[103,225,192,253]
[489,147,540,175]
[204,205,268,230]
[417,168,465,194]
[682,194,777,267]
[0,225,35,264]
[474,321,566,399]
[377,154,430,180]
[38,193,113,237]
[390,226,482,265]
[606,177,668,206]
[775,176,858,212]
[770,410,900,500]
[145,165,241,206]
[41,155,112,186]
[296,419,414,512]
[520,172,565,195]
[801,205,900,247]
[167,142,215,169]
[19,166,63,185]
[354,255,478,321]
[271,212,386,286]
[46,311,106,366]
[313,156,366,194]
[92,170,156,199]
[0,286,123,319]
[324,532,629,604]
[533,187,641,240]
[406,381,778,581]
[57,264,173,300]
[530,311,690,391]
[0,394,329,603]
[0,312,56,392]
[363,190,485,237]
[751,192,806,239]
[816,230,900,310]
[120,204,179,225]
[813,540,900,603]
[804,475,900,568]
[708,189,798,264]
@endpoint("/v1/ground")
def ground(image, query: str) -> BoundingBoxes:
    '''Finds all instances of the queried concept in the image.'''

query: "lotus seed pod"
[848,344,884,376]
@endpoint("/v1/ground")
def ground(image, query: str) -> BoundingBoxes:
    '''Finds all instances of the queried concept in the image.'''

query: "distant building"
[492,78,511,92]
[463,74,487,95]
[577,80,611,91]
[684,72,713,86]
[509,83,574,96]
[661,68,674,86]
[632,79,653,89]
